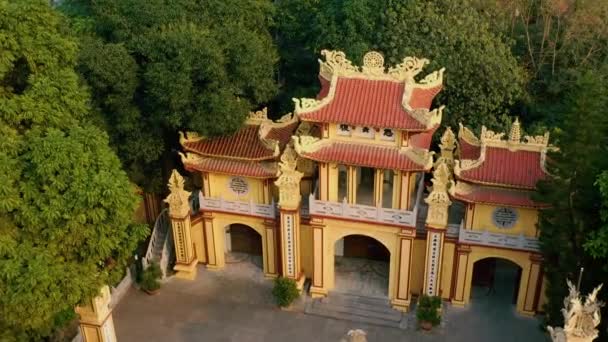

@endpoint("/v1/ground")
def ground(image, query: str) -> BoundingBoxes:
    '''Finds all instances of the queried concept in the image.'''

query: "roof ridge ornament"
[246,107,270,125]
[317,49,438,82]
[509,117,521,142]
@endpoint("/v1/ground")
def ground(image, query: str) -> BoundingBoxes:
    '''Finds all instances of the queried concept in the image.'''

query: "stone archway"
[470,257,523,311]
[224,223,263,270]
[332,234,391,298]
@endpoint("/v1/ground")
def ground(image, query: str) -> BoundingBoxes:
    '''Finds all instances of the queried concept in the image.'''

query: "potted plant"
[140,262,162,295]
[416,294,442,330]
[272,277,300,309]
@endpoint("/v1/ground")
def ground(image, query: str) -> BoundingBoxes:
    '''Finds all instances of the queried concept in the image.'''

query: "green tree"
[276,0,525,130]
[0,1,147,339]
[62,0,279,191]
[535,68,608,336]
[473,0,608,127]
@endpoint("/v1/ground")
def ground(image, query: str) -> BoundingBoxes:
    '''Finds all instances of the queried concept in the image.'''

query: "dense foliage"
[62,0,279,191]
[272,277,300,307]
[0,1,147,339]
[535,69,608,332]
[140,262,162,293]
[276,0,525,129]
[416,295,442,327]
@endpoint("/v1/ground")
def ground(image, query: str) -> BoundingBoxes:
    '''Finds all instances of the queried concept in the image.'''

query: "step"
[320,295,398,318]
[329,291,391,306]
[310,298,401,322]
[305,300,402,329]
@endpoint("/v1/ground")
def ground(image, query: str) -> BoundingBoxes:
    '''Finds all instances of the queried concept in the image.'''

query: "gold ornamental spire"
[509,117,521,142]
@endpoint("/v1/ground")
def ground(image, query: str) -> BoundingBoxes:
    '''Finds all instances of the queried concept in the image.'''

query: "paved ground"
[114,257,549,342]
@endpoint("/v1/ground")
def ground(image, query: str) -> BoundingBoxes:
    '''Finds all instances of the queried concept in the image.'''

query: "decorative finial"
[275,144,303,209]
[164,170,192,218]
[425,161,453,228]
[361,51,385,76]
[509,117,521,142]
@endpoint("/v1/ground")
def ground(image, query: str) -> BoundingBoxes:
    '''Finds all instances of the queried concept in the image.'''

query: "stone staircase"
[142,209,174,278]
[305,292,407,329]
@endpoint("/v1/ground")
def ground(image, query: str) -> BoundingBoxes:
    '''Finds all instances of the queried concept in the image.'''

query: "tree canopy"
[62,0,279,191]
[0,1,147,339]
[535,68,608,332]
[275,0,525,130]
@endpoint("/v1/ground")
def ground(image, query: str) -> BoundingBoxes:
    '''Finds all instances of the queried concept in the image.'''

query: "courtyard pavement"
[114,256,549,342]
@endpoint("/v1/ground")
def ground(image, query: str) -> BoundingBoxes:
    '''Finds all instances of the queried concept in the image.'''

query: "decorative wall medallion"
[338,124,351,136]
[228,176,249,196]
[492,207,518,229]
[382,128,395,141]
[355,126,374,138]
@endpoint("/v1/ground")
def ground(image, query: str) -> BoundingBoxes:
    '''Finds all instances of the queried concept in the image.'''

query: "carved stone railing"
[309,195,417,226]
[458,228,540,252]
[198,191,275,219]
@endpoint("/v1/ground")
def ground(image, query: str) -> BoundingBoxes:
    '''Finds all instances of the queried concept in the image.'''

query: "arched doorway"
[224,224,263,270]
[334,235,390,297]
[471,257,522,310]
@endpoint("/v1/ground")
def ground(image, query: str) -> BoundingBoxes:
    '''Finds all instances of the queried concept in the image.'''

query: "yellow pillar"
[75,286,117,342]
[422,162,451,297]
[202,212,224,269]
[165,170,197,280]
[310,218,327,298]
[347,166,357,204]
[520,253,543,316]
[373,169,383,206]
[450,244,471,306]
[263,219,278,277]
[391,229,416,312]
[275,144,305,289]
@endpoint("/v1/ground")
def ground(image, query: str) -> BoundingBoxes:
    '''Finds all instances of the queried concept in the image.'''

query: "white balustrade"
[308,195,417,226]
[199,193,275,219]
[458,227,540,252]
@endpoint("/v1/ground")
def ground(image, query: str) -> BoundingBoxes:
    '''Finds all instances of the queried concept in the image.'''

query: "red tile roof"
[409,126,438,149]
[299,77,441,130]
[458,147,546,189]
[300,142,428,171]
[459,138,481,160]
[266,122,299,149]
[452,184,548,208]
[182,121,298,161]
[184,158,277,178]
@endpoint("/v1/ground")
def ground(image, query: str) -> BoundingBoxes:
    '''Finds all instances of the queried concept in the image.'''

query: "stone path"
[113,260,549,342]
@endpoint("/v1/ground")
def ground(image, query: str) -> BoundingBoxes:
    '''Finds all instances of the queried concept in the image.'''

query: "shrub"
[272,277,300,307]
[140,262,162,292]
[416,295,442,326]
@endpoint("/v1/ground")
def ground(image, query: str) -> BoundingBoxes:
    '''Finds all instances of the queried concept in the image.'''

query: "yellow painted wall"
[300,223,313,278]
[327,123,401,147]
[202,212,277,277]
[207,173,268,204]
[440,241,456,300]
[411,238,426,295]
[471,204,539,237]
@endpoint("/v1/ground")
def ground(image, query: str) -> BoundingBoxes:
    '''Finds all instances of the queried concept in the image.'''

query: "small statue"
[547,280,604,342]
[340,329,367,342]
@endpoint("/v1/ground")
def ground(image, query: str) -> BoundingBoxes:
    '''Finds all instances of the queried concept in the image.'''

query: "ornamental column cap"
[165,169,192,218]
